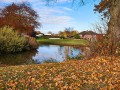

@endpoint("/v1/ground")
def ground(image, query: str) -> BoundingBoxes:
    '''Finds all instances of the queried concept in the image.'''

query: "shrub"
[90,18,120,57]
[0,26,29,53]
[90,34,120,57]
[60,35,65,39]
[74,34,80,39]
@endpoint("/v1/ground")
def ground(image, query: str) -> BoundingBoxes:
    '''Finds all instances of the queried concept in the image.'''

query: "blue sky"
[0,0,101,34]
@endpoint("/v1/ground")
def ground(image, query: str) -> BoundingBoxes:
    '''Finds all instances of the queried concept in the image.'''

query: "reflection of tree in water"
[64,46,69,61]
[63,46,84,61]
[0,50,37,66]
[58,46,70,61]
[58,46,64,55]
[64,46,77,61]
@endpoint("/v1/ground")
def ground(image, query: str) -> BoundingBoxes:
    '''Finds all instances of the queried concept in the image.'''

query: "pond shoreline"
[37,39,89,47]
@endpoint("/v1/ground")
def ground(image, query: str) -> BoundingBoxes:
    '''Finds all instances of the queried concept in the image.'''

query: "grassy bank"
[37,39,88,46]
[0,57,120,89]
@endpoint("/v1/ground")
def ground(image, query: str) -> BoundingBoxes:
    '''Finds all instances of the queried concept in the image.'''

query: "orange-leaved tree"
[0,2,40,36]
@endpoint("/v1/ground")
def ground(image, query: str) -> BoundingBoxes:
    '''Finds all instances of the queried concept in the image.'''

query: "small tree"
[58,28,79,38]
[0,2,40,36]
[64,27,73,37]
[74,34,80,39]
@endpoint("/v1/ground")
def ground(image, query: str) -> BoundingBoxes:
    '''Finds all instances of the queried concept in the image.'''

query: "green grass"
[37,39,89,46]
[0,57,120,89]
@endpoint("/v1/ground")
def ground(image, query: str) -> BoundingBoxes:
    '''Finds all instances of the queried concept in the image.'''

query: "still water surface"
[0,45,84,66]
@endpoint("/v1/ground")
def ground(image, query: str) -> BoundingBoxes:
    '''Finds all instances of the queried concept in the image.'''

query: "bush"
[74,34,80,39]
[60,35,65,39]
[90,34,120,57]
[0,26,29,53]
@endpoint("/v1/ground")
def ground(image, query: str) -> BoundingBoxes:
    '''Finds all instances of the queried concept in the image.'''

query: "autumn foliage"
[94,0,112,18]
[0,56,120,89]
[0,3,40,36]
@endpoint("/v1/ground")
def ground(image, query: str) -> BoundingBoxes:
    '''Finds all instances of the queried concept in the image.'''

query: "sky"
[0,0,101,34]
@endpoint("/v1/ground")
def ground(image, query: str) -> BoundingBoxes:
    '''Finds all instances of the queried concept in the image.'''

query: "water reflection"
[33,45,82,63]
[0,45,84,66]
[0,50,37,66]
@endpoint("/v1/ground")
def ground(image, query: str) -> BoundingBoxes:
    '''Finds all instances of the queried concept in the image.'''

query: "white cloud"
[34,5,75,26]
[63,7,72,11]
[41,15,73,24]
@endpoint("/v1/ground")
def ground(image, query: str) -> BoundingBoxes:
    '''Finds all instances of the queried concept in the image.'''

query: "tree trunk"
[108,0,120,38]
[107,0,120,55]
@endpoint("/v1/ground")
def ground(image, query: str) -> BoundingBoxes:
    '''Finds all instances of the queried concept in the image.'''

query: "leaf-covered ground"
[0,57,120,90]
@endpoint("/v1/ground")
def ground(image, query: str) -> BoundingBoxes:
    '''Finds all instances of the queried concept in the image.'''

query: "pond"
[0,45,85,66]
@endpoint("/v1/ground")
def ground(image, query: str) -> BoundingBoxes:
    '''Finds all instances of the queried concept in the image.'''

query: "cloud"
[41,15,74,24]
[62,7,72,11]
[39,7,65,14]
[34,5,75,26]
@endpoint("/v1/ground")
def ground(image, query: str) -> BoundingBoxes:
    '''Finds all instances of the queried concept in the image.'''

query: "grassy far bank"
[37,38,89,46]
[0,57,120,89]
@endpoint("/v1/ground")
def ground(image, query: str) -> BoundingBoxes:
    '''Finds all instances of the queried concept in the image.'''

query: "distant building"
[36,34,44,37]
[79,30,105,41]
[35,31,44,37]
[44,34,52,36]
